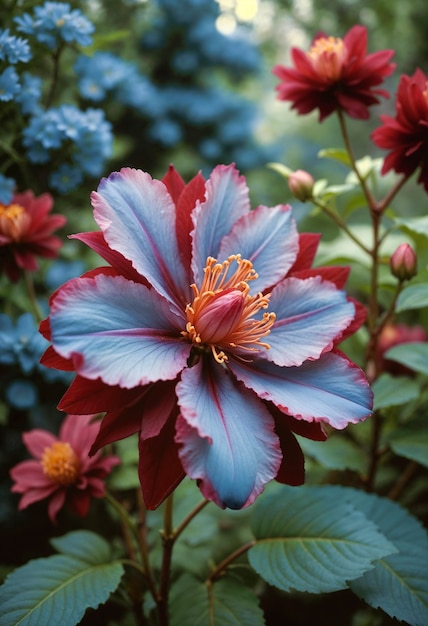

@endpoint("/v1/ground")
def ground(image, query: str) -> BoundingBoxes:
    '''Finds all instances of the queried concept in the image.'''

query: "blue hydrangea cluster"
[0,174,15,204]
[0,28,32,103]
[0,312,72,408]
[22,105,113,192]
[14,2,94,50]
[141,0,261,76]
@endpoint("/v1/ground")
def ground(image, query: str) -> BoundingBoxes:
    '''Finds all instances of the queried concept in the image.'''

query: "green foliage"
[396,283,428,313]
[248,486,396,594]
[169,575,265,626]
[385,343,428,376]
[372,373,420,410]
[388,429,428,469]
[347,490,428,626]
[0,531,124,626]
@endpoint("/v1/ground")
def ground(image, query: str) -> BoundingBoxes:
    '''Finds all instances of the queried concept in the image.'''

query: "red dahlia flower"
[376,323,427,377]
[40,164,372,511]
[0,190,66,282]
[371,69,428,192]
[273,24,395,121]
[10,414,120,523]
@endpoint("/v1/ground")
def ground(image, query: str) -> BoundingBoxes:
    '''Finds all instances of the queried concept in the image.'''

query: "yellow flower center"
[307,36,346,81]
[182,255,276,363]
[41,442,81,486]
[0,202,26,240]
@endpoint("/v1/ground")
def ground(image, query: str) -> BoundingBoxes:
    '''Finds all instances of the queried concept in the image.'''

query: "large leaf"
[345,489,428,626]
[396,283,428,313]
[395,215,428,239]
[248,485,395,594]
[385,343,428,376]
[372,374,420,410]
[169,574,265,626]
[0,531,124,626]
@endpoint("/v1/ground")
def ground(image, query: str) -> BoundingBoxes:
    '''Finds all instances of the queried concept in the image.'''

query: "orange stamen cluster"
[183,255,276,363]
[0,202,27,241]
[307,36,346,81]
[41,441,80,486]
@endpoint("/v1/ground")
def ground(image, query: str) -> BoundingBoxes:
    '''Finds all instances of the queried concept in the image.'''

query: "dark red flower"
[371,69,428,192]
[10,414,120,523]
[273,25,395,121]
[0,190,66,282]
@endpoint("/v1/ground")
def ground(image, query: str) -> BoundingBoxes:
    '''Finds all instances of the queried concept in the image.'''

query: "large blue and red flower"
[41,164,372,510]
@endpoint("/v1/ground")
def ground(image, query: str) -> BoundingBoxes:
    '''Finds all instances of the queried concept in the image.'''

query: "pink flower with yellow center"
[0,190,66,282]
[371,69,428,192]
[10,414,120,523]
[273,25,395,121]
[40,164,372,510]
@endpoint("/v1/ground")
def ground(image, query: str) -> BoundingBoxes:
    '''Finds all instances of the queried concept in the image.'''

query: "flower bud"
[390,243,417,281]
[288,170,314,202]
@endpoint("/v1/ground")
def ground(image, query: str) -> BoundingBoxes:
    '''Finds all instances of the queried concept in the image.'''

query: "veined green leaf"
[385,343,428,376]
[372,374,420,410]
[396,283,428,312]
[248,486,396,594]
[297,434,367,472]
[0,531,123,626]
[389,430,428,468]
[345,489,428,626]
[170,574,265,626]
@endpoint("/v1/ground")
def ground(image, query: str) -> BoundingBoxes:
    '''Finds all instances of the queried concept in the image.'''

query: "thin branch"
[207,540,256,584]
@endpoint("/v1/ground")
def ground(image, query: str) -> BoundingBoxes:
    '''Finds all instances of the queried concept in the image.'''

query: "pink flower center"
[183,255,276,363]
[41,441,81,486]
[307,36,346,81]
[0,202,27,241]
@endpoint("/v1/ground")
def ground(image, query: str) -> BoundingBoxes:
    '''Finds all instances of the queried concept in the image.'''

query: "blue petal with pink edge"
[91,168,190,310]
[50,273,190,388]
[229,352,373,429]
[266,276,355,367]
[175,359,281,509]
[191,165,250,285]
[218,205,299,293]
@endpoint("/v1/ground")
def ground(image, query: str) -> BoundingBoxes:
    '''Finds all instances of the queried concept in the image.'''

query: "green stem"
[135,490,158,602]
[173,499,209,541]
[158,494,175,626]
[45,47,62,108]
[311,198,371,254]
[388,460,418,500]
[23,271,44,322]
[207,540,256,584]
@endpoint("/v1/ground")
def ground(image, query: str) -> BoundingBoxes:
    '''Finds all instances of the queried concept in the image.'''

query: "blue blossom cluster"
[23,105,113,193]
[0,313,72,410]
[14,2,94,50]
[0,28,32,103]
[141,0,260,76]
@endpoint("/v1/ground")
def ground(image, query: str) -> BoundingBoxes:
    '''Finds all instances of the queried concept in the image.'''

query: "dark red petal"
[289,233,321,272]
[138,410,185,509]
[274,419,305,486]
[291,265,350,289]
[162,165,186,205]
[40,345,75,371]
[176,172,206,271]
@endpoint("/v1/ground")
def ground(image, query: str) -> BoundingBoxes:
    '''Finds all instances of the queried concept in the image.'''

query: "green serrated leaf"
[385,343,428,376]
[170,574,265,626]
[396,283,428,312]
[0,533,124,626]
[296,434,367,472]
[50,530,112,562]
[372,374,420,410]
[343,489,428,626]
[389,430,428,468]
[248,486,396,594]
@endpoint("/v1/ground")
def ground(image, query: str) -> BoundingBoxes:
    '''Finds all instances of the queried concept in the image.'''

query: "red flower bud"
[390,243,417,281]
[288,170,314,202]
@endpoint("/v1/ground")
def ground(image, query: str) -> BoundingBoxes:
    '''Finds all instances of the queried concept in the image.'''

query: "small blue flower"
[45,259,86,290]
[5,379,38,410]
[49,163,83,193]
[16,72,42,115]
[15,2,94,50]
[0,313,49,373]
[0,66,20,101]
[0,174,16,204]
[148,118,183,146]
[0,29,31,64]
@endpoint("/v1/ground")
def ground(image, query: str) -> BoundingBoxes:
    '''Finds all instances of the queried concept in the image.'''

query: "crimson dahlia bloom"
[0,190,66,282]
[273,25,395,121]
[10,414,119,523]
[40,164,372,510]
[371,69,428,192]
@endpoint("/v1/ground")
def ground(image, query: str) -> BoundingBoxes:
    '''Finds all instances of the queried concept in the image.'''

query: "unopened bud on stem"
[288,170,314,202]
[390,243,417,281]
